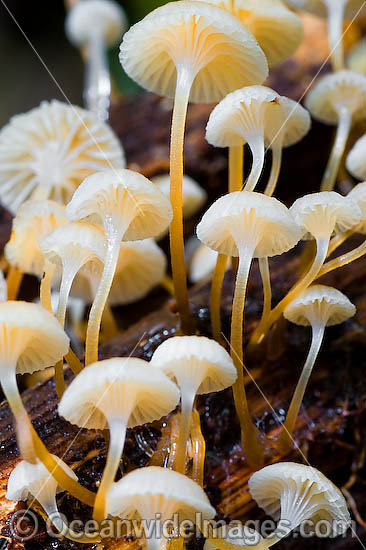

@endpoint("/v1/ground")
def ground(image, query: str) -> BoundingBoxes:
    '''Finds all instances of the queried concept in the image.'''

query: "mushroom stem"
[85,27,111,120]
[175,387,196,474]
[54,361,66,399]
[102,304,119,339]
[320,107,352,192]
[190,408,205,487]
[327,226,356,257]
[248,238,329,349]
[210,253,228,343]
[264,143,283,197]
[93,416,128,522]
[243,136,265,192]
[169,68,195,335]
[258,258,272,321]
[160,275,175,297]
[317,236,366,278]
[40,260,56,314]
[278,323,325,453]
[229,145,244,193]
[6,266,23,300]
[324,0,347,71]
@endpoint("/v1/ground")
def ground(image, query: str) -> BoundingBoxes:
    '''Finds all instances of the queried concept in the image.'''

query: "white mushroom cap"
[119,0,268,104]
[249,462,351,536]
[6,456,77,502]
[346,135,366,181]
[197,191,301,258]
[67,169,172,241]
[284,284,356,326]
[305,71,366,125]
[108,239,167,306]
[192,0,303,67]
[5,200,67,278]
[348,181,366,233]
[0,301,69,374]
[0,100,125,214]
[107,466,215,521]
[0,270,7,302]
[347,39,366,75]
[66,0,127,47]
[285,0,366,19]
[290,191,361,240]
[152,174,207,219]
[58,357,180,430]
[151,335,237,395]
[265,95,311,149]
[189,243,223,283]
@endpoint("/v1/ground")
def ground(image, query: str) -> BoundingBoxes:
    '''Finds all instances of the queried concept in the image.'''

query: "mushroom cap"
[152,174,207,219]
[58,357,180,430]
[0,301,69,374]
[0,270,7,303]
[107,466,216,521]
[346,135,366,181]
[189,243,222,283]
[108,239,166,306]
[265,95,311,149]
[119,0,268,104]
[67,169,172,241]
[290,191,361,240]
[5,200,67,278]
[285,0,366,19]
[205,86,279,148]
[347,39,366,75]
[284,284,356,326]
[305,70,366,125]
[0,100,125,214]
[193,0,303,67]
[150,335,237,395]
[6,456,77,502]
[66,0,127,47]
[348,181,366,233]
[197,191,301,258]
[248,462,351,535]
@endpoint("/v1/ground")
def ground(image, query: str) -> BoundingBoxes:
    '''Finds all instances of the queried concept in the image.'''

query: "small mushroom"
[66,0,127,120]
[279,285,355,451]
[347,38,366,74]
[346,134,366,181]
[305,70,366,191]
[67,168,172,365]
[0,100,125,212]
[151,335,237,473]
[197,191,301,466]
[107,466,216,550]
[189,243,226,283]
[120,0,268,333]
[58,357,180,522]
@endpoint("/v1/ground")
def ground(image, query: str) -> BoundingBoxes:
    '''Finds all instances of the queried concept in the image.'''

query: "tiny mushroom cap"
[0,100,125,213]
[346,135,366,181]
[5,200,67,278]
[249,462,351,536]
[284,284,356,327]
[119,0,268,104]
[189,243,222,283]
[264,95,311,149]
[152,174,207,220]
[193,0,303,67]
[66,0,127,47]
[348,181,366,232]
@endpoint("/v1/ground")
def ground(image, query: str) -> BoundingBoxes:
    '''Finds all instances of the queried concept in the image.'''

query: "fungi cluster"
[0,0,365,548]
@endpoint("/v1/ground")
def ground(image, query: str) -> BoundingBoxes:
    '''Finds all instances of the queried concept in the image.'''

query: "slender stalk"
[278,324,325,453]
[101,304,119,339]
[327,227,355,257]
[160,275,175,296]
[85,28,111,121]
[258,258,272,321]
[6,266,23,300]
[42,496,101,543]
[324,0,347,71]
[210,254,228,342]
[243,136,265,192]
[320,107,352,192]
[228,145,244,193]
[190,408,205,487]
[317,236,366,278]
[40,260,55,314]
[65,348,83,374]
[167,414,180,470]
[93,417,128,522]
[264,144,283,197]
[175,388,196,474]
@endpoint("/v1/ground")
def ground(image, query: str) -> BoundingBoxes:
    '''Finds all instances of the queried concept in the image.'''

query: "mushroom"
[0,301,69,463]
[66,168,172,365]
[347,38,366,74]
[6,457,100,543]
[152,174,207,223]
[151,335,237,473]
[119,0,268,333]
[285,0,366,70]
[107,466,216,550]
[0,100,125,212]
[346,134,366,181]
[193,0,303,67]
[66,0,127,120]
[279,285,355,451]
[197,191,301,466]
[189,243,224,284]
[304,70,366,192]
[58,357,180,522]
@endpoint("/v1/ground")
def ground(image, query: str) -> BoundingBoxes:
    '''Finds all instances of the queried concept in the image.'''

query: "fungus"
[67,168,172,365]
[120,0,268,333]
[304,70,366,192]
[279,285,355,451]
[152,174,207,222]
[151,335,236,473]
[107,466,216,550]
[0,100,125,212]
[346,134,366,181]
[347,38,366,74]
[66,0,127,120]
[197,191,301,465]
[58,357,180,522]
[189,243,223,284]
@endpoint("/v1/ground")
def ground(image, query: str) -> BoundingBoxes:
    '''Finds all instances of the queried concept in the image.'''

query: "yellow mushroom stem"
[278,323,325,453]
[101,304,119,340]
[324,0,347,71]
[6,266,23,300]
[320,107,352,192]
[327,226,358,257]
[190,408,205,487]
[264,142,283,197]
[174,386,196,474]
[40,260,56,314]
[167,413,180,470]
[169,69,196,335]
[65,348,83,374]
[258,257,272,321]
[317,236,366,279]
[210,254,228,343]
[228,145,244,193]
[160,274,175,297]
[248,238,329,350]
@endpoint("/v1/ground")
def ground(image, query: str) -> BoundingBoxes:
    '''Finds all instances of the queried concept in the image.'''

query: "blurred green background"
[0,0,171,126]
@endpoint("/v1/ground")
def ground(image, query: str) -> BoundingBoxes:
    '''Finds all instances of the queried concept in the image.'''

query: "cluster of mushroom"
[0,0,365,547]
